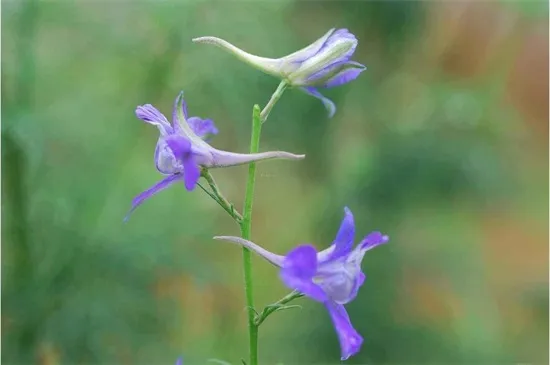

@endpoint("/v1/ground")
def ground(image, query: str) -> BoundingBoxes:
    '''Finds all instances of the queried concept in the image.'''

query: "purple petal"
[316,28,357,62]
[280,245,328,302]
[326,207,355,261]
[154,142,162,171]
[302,29,358,84]
[124,174,183,222]
[346,232,388,271]
[154,138,181,175]
[154,140,170,174]
[331,28,355,40]
[182,155,200,191]
[136,104,172,135]
[171,91,189,134]
[306,59,364,87]
[316,244,335,263]
[360,231,389,251]
[303,59,346,85]
[348,272,366,302]
[324,300,363,361]
[324,62,366,88]
[187,117,219,139]
[284,28,336,65]
[327,29,357,45]
[164,135,200,191]
[175,357,183,365]
[302,87,336,118]
[165,135,192,160]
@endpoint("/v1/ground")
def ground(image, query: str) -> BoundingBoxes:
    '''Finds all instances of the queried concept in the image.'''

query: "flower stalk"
[260,81,288,122]
[200,169,243,223]
[240,104,261,365]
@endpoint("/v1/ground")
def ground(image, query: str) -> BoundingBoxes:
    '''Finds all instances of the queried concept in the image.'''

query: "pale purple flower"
[193,28,366,117]
[126,92,305,220]
[214,207,388,360]
[175,357,183,365]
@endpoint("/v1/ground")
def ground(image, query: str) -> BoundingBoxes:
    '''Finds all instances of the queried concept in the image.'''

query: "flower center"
[156,140,184,174]
[313,263,359,304]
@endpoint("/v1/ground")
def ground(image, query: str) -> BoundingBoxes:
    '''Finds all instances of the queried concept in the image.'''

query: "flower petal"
[360,231,389,251]
[291,29,358,86]
[319,29,357,59]
[348,272,365,302]
[316,244,335,263]
[324,300,363,361]
[136,104,172,135]
[170,91,206,142]
[301,59,346,86]
[182,155,200,191]
[282,28,336,65]
[165,135,192,159]
[171,91,189,134]
[324,61,366,88]
[213,236,285,267]
[164,135,200,191]
[187,117,219,139]
[154,138,180,175]
[124,174,183,222]
[302,87,336,118]
[345,231,389,270]
[280,245,327,302]
[326,207,355,261]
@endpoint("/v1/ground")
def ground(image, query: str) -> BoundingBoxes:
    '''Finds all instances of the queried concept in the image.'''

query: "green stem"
[260,81,288,122]
[240,105,261,365]
[201,170,243,222]
[240,81,287,365]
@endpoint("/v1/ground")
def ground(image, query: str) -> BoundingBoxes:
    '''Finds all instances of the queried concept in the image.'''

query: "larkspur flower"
[126,92,305,220]
[193,28,366,118]
[214,207,388,360]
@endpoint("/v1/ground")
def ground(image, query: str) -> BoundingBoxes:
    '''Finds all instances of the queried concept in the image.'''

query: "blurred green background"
[2,1,548,364]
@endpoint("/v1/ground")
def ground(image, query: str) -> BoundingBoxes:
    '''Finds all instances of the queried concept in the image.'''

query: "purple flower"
[193,29,366,117]
[214,207,388,360]
[126,92,305,220]
[175,357,183,365]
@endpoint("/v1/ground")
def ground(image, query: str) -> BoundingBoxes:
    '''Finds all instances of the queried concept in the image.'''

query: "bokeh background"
[2,1,548,364]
